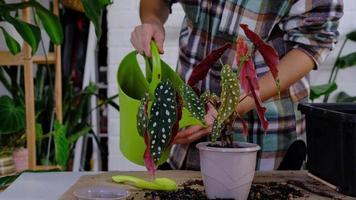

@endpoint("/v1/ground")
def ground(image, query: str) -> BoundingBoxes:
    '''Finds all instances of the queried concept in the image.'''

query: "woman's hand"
[130,21,165,57]
[174,103,218,144]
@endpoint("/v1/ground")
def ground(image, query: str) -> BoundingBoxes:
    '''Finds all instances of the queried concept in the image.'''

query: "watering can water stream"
[117,41,203,166]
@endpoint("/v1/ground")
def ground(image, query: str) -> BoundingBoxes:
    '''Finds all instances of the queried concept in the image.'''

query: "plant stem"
[323,38,347,102]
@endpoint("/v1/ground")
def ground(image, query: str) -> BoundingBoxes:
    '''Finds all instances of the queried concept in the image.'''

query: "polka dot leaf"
[217,64,240,125]
[211,119,224,143]
[137,93,149,138]
[180,84,205,122]
[147,81,177,164]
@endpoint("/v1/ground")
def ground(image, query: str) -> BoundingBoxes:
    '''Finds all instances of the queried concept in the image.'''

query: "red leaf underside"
[188,43,232,87]
[143,133,156,177]
[246,77,269,131]
[240,24,279,80]
[239,59,259,94]
[168,95,183,147]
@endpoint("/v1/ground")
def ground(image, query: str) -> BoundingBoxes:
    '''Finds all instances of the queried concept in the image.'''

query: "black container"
[298,103,356,197]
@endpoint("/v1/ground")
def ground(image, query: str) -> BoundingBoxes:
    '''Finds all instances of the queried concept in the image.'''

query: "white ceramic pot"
[196,141,260,200]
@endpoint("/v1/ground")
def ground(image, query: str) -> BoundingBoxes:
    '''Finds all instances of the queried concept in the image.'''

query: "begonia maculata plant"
[137,24,280,176]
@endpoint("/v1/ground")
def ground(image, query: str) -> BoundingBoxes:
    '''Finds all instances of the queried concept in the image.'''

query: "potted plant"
[129,24,279,199]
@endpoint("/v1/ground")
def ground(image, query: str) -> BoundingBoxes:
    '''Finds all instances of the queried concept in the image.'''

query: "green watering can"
[117,41,202,166]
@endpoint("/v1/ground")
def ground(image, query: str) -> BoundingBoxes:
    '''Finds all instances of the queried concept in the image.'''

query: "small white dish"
[73,185,129,200]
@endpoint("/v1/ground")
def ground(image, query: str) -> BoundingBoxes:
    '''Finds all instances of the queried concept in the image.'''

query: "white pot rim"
[196,141,260,153]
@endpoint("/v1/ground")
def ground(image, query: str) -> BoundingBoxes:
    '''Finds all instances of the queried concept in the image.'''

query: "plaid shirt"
[166,0,343,170]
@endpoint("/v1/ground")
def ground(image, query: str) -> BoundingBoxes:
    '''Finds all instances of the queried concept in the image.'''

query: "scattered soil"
[248,182,303,200]
[287,180,341,200]
[136,179,306,200]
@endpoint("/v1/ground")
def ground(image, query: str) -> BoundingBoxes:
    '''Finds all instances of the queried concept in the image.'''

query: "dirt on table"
[128,179,306,200]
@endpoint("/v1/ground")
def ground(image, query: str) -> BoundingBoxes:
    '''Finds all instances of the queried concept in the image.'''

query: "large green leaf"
[53,121,69,167]
[336,92,356,103]
[0,26,21,55]
[67,125,92,144]
[80,0,112,38]
[310,82,338,101]
[5,15,41,55]
[148,81,177,164]
[180,84,205,122]
[0,96,25,135]
[217,65,240,125]
[336,52,356,69]
[346,31,356,42]
[34,2,63,44]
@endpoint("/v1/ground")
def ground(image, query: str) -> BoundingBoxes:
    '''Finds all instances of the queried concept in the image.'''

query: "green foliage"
[217,65,240,125]
[53,121,69,168]
[80,0,112,39]
[310,30,356,102]
[310,82,337,101]
[0,27,20,54]
[346,31,356,42]
[0,96,25,135]
[137,94,149,137]
[180,84,205,122]
[33,2,63,44]
[4,15,41,55]
[336,52,356,69]
[336,92,356,103]
[211,120,223,143]
[147,81,177,164]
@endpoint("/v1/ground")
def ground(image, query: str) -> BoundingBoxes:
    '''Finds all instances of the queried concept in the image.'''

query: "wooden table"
[58,171,356,200]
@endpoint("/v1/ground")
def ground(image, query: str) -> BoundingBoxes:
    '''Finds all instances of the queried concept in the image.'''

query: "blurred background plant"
[310,30,356,102]
[0,0,115,170]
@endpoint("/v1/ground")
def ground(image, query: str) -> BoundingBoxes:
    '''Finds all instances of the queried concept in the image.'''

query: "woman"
[130,0,343,170]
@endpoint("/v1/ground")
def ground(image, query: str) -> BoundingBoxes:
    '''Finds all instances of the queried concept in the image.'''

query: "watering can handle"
[148,41,162,95]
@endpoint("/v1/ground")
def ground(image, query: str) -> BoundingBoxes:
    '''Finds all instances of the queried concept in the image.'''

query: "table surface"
[0,172,96,200]
[1,171,356,200]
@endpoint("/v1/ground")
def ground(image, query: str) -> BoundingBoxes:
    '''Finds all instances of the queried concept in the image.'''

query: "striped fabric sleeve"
[279,0,344,67]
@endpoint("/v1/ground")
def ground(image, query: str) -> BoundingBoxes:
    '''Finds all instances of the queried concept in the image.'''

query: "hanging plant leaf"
[148,81,177,164]
[137,93,149,137]
[217,65,240,125]
[336,92,356,103]
[34,2,63,44]
[246,77,269,131]
[0,27,21,55]
[4,15,41,55]
[80,0,112,38]
[240,24,279,87]
[335,52,356,69]
[0,96,25,135]
[310,82,337,101]
[180,84,205,122]
[53,121,69,168]
[187,43,231,87]
[211,120,223,143]
[346,31,356,42]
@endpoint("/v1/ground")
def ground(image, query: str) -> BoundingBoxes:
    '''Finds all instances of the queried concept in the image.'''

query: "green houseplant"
[310,30,356,102]
[117,24,279,199]
[0,0,114,169]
